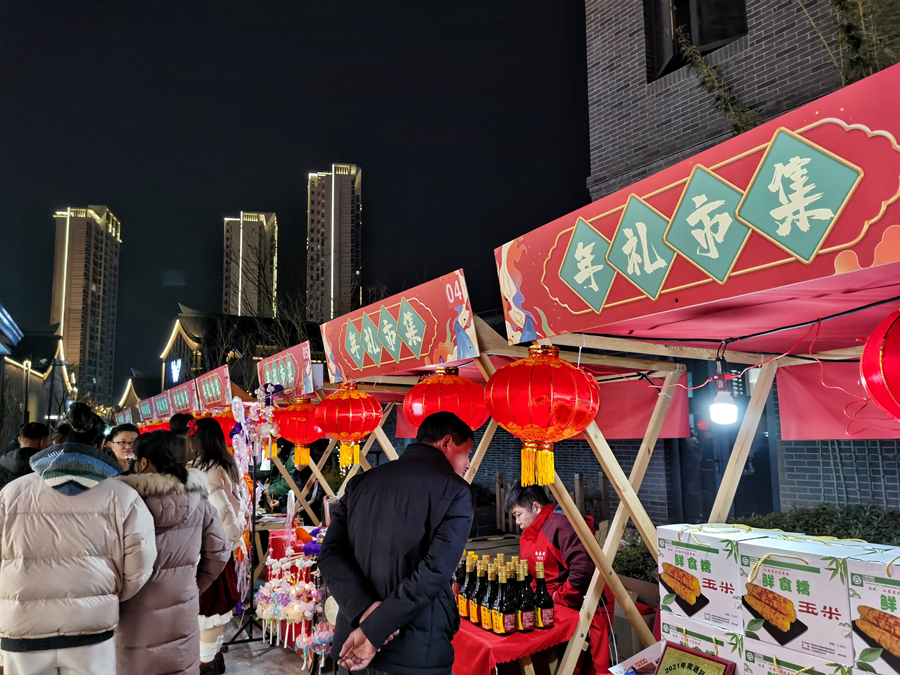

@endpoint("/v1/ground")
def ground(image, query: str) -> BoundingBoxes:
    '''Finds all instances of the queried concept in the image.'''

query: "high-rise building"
[222,212,278,318]
[306,164,362,323]
[51,206,122,405]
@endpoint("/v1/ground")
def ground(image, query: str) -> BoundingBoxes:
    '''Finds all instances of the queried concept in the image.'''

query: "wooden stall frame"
[336,403,399,498]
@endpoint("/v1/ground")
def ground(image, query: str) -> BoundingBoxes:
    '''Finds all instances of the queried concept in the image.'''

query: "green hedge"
[612,503,900,582]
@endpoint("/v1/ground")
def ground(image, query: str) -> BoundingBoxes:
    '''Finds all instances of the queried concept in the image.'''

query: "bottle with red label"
[481,565,496,631]
[492,568,518,635]
[534,561,554,629]
[469,561,486,624]
[458,556,474,618]
[516,563,535,632]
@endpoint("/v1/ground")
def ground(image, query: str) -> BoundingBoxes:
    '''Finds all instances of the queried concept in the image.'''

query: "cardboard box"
[612,594,656,662]
[847,548,900,675]
[658,524,781,631]
[744,637,854,675]
[661,612,746,664]
[739,537,865,663]
[609,641,665,675]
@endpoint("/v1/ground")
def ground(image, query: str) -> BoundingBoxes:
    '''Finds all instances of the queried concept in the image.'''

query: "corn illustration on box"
[847,548,900,675]
[661,612,746,663]
[743,637,855,675]
[658,524,788,631]
[739,537,866,663]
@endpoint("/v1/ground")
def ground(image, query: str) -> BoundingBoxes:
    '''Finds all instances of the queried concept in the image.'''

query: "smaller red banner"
[257,341,315,398]
[167,380,198,414]
[196,365,232,411]
[115,409,134,425]
[151,392,172,420]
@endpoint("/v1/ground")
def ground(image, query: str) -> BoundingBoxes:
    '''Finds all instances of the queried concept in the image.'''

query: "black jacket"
[0,446,37,491]
[319,444,474,675]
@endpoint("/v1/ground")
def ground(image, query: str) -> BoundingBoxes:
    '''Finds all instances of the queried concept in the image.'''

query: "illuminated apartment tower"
[51,206,122,405]
[222,212,278,318]
[306,164,362,323]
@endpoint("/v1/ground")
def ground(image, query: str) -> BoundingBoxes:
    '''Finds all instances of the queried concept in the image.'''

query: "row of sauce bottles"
[453,551,554,635]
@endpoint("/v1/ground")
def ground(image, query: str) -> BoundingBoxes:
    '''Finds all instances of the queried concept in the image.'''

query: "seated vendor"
[506,482,615,674]
[262,438,321,516]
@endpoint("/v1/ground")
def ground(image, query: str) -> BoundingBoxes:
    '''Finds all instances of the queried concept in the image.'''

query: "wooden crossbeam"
[465,419,498,484]
[473,315,680,373]
[271,455,319,525]
[559,370,681,667]
[583,422,658,559]
[708,360,778,522]
[550,332,861,367]
[549,473,655,651]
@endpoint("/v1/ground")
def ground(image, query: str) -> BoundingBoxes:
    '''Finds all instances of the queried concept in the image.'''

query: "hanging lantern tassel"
[521,440,554,487]
[339,442,360,470]
[294,444,310,467]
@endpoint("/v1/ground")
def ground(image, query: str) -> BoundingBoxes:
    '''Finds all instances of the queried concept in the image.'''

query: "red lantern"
[213,413,236,446]
[861,309,900,419]
[403,366,489,431]
[484,345,599,486]
[276,402,324,466]
[315,382,383,471]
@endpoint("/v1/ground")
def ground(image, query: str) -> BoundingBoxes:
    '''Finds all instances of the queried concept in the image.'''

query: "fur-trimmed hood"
[118,468,209,497]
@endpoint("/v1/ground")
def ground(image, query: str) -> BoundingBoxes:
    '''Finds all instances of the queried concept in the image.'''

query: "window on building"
[643,0,747,82]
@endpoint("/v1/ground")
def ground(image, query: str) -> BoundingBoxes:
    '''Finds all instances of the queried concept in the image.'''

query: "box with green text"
[661,611,746,663]
[743,637,854,675]
[658,525,781,631]
[847,548,900,675]
[739,537,864,663]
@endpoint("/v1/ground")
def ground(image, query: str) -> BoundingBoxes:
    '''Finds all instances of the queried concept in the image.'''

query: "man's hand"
[338,628,378,671]
[359,600,399,645]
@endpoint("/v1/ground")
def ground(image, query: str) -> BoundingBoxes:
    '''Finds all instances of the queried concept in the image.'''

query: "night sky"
[0,1,590,397]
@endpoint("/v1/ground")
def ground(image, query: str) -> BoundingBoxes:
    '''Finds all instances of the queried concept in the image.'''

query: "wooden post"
[298,440,336,500]
[559,369,680,669]
[496,472,504,531]
[548,473,655,648]
[271,455,320,526]
[373,426,399,461]
[583,422,658,558]
[336,464,362,498]
[464,419,498,484]
[708,360,778,523]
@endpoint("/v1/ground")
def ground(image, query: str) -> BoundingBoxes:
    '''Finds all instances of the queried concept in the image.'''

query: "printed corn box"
[744,637,854,675]
[847,548,900,675]
[658,524,783,631]
[739,537,864,663]
[661,611,746,663]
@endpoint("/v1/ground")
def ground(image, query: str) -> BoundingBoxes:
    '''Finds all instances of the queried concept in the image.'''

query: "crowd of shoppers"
[0,404,248,675]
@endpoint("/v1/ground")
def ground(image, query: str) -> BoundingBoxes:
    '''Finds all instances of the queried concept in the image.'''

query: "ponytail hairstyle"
[133,430,189,483]
[187,417,240,484]
[54,402,107,447]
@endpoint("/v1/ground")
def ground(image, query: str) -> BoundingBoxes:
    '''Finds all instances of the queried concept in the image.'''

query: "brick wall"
[585,0,842,200]
[377,407,672,526]
[771,384,900,510]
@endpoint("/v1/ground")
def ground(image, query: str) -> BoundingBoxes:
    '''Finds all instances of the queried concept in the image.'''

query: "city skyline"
[222,211,278,319]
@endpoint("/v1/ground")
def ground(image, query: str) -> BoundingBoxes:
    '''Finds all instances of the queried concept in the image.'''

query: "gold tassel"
[294,444,310,467]
[352,442,360,466]
[521,443,537,487]
[339,443,353,469]
[536,449,554,487]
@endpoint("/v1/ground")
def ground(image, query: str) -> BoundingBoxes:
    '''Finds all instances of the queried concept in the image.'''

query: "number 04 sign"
[320,269,481,382]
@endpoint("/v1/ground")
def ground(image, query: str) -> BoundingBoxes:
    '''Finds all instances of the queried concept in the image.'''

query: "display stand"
[227,457,262,646]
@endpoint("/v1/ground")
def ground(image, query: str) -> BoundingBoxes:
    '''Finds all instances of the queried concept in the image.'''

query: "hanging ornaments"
[315,382,383,472]
[484,345,600,486]
[277,402,325,466]
[861,308,900,419]
[402,366,489,430]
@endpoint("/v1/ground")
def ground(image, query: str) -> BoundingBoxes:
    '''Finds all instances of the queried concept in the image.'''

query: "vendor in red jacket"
[506,483,614,674]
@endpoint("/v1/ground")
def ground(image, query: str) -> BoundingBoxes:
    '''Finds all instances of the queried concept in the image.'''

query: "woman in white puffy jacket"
[186,418,246,675]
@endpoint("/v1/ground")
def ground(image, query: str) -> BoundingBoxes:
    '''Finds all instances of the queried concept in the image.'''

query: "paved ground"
[223,621,322,675]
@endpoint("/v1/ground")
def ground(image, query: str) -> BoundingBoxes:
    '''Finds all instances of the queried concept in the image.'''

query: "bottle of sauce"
[534,561,554,629]
[458,556,475,618]
[516,564,535,632]
[469,561,486,624]
[452,554,466,603]
[481,564,497,631]
[493,568,518,635]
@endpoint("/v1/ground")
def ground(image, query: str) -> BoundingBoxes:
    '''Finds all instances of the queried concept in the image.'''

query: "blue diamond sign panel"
[377,306,402,363]
[360,312,383,367]
[344,321,365,370]
[606,195,676,300]
[559,218,617,312]
[736,128,863,263]
[665,166,751,284]
[398,298,426,359]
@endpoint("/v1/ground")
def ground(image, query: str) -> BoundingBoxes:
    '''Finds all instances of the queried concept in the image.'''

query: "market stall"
[482,62,900,675]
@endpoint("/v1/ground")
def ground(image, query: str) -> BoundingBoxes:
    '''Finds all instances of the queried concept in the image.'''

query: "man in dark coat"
[0,422,49,490]
[319,412,475,675]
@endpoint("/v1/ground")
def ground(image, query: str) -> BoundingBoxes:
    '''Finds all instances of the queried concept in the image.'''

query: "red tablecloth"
[452,605,579,675]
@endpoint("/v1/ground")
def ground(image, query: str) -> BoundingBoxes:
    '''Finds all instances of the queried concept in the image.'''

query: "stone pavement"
[223,621,330,675]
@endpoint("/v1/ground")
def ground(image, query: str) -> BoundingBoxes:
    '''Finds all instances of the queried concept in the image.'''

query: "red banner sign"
[196,365,231,410]
[151,393,172,420]
[495,65,900,343]
[137,398,154,422]
[115,408,134,425]
[257,341,315,398]
[168,380,198,414]
[321,269,480,382]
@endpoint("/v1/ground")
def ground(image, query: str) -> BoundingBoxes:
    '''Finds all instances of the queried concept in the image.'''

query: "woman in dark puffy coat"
[116,431,230,675]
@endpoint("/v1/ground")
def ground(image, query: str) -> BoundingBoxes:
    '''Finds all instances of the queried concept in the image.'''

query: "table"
[452,605,578,675]
[253,518,289,583]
